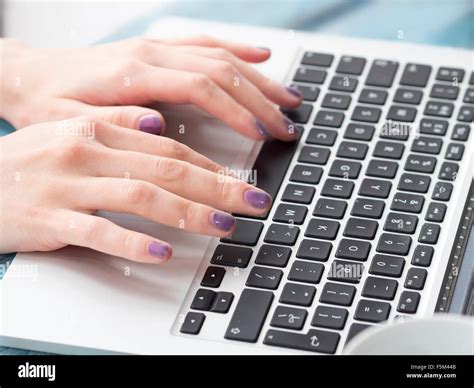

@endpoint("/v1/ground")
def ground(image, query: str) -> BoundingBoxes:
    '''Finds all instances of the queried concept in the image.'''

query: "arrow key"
[210,292,234,313]
[191,289,216,311]
[180,312,205,335]
[201,266,226,288]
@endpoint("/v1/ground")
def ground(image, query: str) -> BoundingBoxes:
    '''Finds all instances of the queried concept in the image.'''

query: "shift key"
[225,289,274,342]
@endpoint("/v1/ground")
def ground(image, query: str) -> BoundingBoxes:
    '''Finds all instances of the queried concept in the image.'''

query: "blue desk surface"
[1,0,473,354]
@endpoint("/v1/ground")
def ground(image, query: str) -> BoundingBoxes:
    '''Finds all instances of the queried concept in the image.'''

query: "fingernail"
[284,116,300,137]
[257,46,271,53]
[138,115,162,135]
[244,189,272,209]
[255,119,270,138]
[147,241,170,260]
[285,86,303,99]
[210,212,236,232]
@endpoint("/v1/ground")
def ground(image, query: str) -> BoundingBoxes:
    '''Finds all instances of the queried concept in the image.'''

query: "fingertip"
[147,240,172,263]
[241,47,271,63]
[138,114,166,136]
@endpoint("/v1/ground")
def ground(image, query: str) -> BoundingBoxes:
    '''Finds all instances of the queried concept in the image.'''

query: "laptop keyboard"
[178,50,473,354]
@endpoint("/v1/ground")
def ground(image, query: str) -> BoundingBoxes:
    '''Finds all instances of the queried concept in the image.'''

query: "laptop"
[0,17,472,355]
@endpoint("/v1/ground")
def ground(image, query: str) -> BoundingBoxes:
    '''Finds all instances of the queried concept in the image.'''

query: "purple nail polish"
[147,241,170,259]
[210,212,235,232]
[255,119,270,137]
[138,115,162,135]
[285,86,303,99]
[244,190,272,209]
[284,116,300,137]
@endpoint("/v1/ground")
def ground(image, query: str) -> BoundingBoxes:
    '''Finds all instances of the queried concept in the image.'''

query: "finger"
[174,45,303,108]
[57,210,172,263]
[92,148,272,215]
[145,35,271,63]
[146,53,297,140]
[88,118,226,174]
[77,178,239,237]
[73,103,166,135]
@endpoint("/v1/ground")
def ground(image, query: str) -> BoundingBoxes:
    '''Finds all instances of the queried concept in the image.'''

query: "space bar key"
[224,289,273,342]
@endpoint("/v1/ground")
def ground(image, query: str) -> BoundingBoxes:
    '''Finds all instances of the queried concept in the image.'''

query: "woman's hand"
[0,117,272,263]
[1,36,302,140]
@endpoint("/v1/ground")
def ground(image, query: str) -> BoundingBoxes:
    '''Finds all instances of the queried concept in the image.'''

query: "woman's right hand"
[0,117,272,263]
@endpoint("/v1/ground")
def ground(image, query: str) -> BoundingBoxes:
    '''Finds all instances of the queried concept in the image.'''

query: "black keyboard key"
[282,184,315,204]
[347,323,373,343]
[264,223,300,246]
[291,83,320,101]
[436,67,465,83]
[312,306,348,330]
[377,233,412,255]
[411,136,442,155]
[180,312,205,335]
[354,299,391,323]
[321,178,354,199]
[379,121,410,141]
[225,289,273,342]
[301,51,334,67]
[306,127,337,146]
[432,181,453,201]
[418,223,440,244]
[211,244,253,268]
[398,173,431,193]
[352,106,381,123]
[201,266,226,288]
[373,141,405,159]
[296,239,332,262]
[393,88,423,105]
[386,105,417,122]
[359,178,392,198]
[405,268,427,290]
[211,292,234,313]
[313,198,347,219]
[451,123,470,141]
[305,218,340,240]
[470,71,474,85]
[264,328,340,354]
[358,88,387,105]
[458,105,474,122]
[430,84,459,100]
[221,219,264,246]
[290,164,323,184]
[445,143,464,161]
[270,305,307,330]
[329,76,358,92]
[397,291,420,314]
[336,238,371,261]
[322,93,352,110]
[425,202,447,222]
[288,260,324,284]
[384,212,418,234]
[405,154,436,173]
[366,159,398,178]
[438,162,459,181]
[191,289,216,311]
[246,266,283,290]
[280,283,315,307]
[344,123,375,141]
[336,55,366,75]
[313,110,345,128]
[255,244,292,268]
[464,88,474,104]
[419,118,448,136]
[400,63,432,87]
[362,276,398,300]
[369,254,405,277]
[273,203,307,225]
[329,159,361,179]
[320,282,356,306]
[391,192,424,213]
[351,198,385,219]
[284,103,313,124]
[424,100,454,118]
[366,59,398,87]
[343,217,378,239]
[294,67,327,84]
[412,245,434,267]
[298,145,330,165]
[337,141,368,160]
[327,259,364,283]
